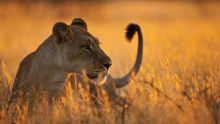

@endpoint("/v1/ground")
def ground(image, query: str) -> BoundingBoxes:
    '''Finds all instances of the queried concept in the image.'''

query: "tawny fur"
[7,18,143,123]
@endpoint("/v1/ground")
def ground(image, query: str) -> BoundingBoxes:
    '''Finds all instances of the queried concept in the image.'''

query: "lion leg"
[7,91,29,124]
[104,82,130,124]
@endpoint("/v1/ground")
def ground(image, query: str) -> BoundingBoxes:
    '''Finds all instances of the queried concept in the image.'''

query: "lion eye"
[82,45,92,52]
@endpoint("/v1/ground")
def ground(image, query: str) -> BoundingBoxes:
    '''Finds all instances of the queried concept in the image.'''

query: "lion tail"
[113,23,143,88]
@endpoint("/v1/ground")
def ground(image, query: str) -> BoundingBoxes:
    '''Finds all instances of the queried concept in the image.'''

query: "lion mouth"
[87,74,98,79]
[86,72,108,86]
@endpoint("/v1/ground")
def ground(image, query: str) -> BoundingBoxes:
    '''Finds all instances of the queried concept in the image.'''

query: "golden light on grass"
[0,1,220,124]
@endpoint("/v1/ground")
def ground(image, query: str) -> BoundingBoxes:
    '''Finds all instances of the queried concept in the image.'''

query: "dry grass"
[0,1,220,124]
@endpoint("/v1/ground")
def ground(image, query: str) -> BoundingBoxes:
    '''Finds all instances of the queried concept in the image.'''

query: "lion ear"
[52,22,73,44]
[71,18,87,30]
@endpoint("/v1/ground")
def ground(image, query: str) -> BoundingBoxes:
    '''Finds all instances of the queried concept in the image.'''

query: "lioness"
[8,18,143,121]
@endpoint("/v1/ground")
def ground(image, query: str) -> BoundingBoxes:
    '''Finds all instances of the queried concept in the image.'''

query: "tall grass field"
[0,2,220,124]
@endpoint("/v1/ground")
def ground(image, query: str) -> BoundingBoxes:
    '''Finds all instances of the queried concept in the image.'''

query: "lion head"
[52,18,112,84]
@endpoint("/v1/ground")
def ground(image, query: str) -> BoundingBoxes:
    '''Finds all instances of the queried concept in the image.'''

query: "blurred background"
[0,1,220,124]
[0,0,219,78]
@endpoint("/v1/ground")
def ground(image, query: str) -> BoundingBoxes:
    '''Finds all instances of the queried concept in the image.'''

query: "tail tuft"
[126,23,140,41]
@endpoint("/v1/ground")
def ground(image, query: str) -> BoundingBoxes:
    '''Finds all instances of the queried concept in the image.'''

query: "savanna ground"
[0,1,220,124]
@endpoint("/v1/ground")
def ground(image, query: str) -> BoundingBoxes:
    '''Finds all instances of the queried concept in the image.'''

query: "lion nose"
[103,62,112,70]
